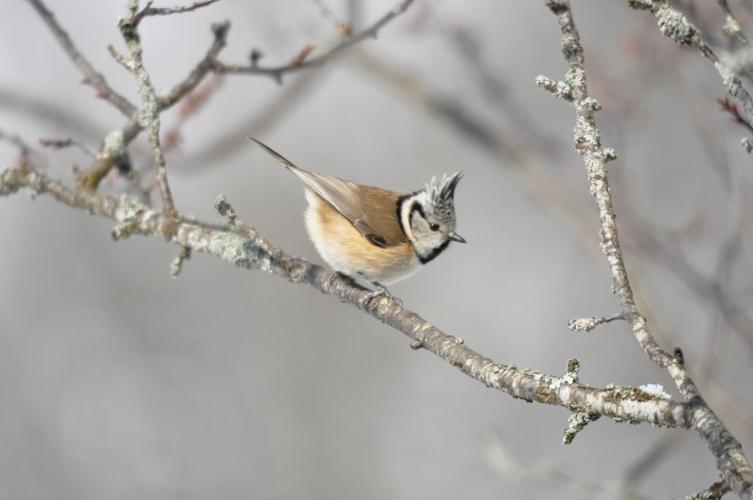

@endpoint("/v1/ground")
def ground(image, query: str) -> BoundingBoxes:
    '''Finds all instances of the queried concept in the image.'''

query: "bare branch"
[24,0,137,117]
[159,21,230,109]
[540,1,753,497]
[214,0,414,82]
[288,44,317,70]
[131,0,221,26]
[38,137,96,158]
[626,0,753,150]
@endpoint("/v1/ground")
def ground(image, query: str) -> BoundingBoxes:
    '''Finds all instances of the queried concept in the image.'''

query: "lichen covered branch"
[540,1,753,497]
[626,0,753,149]
[115,0,176,216]
[0,164,698,433]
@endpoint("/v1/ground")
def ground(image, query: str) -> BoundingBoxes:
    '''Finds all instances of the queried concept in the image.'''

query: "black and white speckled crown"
[424,172,463,223]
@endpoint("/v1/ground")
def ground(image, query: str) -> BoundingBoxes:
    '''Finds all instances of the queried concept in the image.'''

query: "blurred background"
[2,0,753,498]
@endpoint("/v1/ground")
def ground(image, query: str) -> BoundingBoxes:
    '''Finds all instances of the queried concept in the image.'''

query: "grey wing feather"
[249,138,374,236]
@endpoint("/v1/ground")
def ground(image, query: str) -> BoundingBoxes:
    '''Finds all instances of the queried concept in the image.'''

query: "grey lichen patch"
[169,246,191,279]
[243,238,276,273]
[563,411,600,444]
[24,170,43,199]
[102,129,126,160]
[543,0,568,15]
[207,231,251,267]
[535,75,573,101]
[722,15,744,42]
[284,259,307,283]
[547,360,581,393]
[655,6,699,45]
[112,194,148,239]
[566,358,581,381]
[569,317,600,333]
[0,167,19,196]
[603,147,618,162]
[561,34,581,61]
[603,383,670,404]
[716,62,744,99]
[582,97,601,114]
[215,195,233,218]
[563,67,586,94]
[627,0,654,9]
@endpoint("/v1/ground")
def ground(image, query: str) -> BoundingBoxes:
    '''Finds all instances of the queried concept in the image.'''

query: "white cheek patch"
[400,195,420,246]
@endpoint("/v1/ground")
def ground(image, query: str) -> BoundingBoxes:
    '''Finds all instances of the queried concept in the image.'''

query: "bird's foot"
[361,281,402,307]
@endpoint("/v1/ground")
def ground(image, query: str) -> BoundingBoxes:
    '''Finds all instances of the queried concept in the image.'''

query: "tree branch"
[131,0,222,26]
[0,164,699,433]
[159,21,229,109]
[539,1,753,497]
[24,0,137,117]
[110,0,176,217]
[213,0,414,83]
[626,0,753,150]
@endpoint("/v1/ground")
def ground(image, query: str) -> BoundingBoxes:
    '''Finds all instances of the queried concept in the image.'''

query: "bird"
[249,138,466,299]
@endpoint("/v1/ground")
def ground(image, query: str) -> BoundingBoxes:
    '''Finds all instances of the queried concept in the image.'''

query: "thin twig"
[81,18,229,191]
[163,74,224,151]
[131,0,221,26]
[24,0,137,117]
[214,0,414,82]
[159,21,230,109]
[718,97,753,133]
[38,137,96,158]
[568,313,625,333]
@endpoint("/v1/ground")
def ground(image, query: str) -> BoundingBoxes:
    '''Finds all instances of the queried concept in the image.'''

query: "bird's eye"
[430,223,440,232]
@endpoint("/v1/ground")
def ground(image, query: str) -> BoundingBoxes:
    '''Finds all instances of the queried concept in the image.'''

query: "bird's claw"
[361,286,402,307]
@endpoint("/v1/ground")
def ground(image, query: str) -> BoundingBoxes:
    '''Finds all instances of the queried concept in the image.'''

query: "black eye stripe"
[410,201,426,221]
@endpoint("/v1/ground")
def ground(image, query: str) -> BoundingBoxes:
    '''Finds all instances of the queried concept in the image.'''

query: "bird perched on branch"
[249,138,465,299]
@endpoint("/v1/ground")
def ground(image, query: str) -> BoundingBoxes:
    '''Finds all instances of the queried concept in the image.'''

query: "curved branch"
[539,1,753,497]
[213,0,414,83]
[0,164,695,432]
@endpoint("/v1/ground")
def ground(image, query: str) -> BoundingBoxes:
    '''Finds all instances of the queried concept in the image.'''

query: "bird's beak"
[449,232,467,244]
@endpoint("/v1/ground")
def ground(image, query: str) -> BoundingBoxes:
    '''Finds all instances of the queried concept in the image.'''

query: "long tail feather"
[247,137,302,172]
